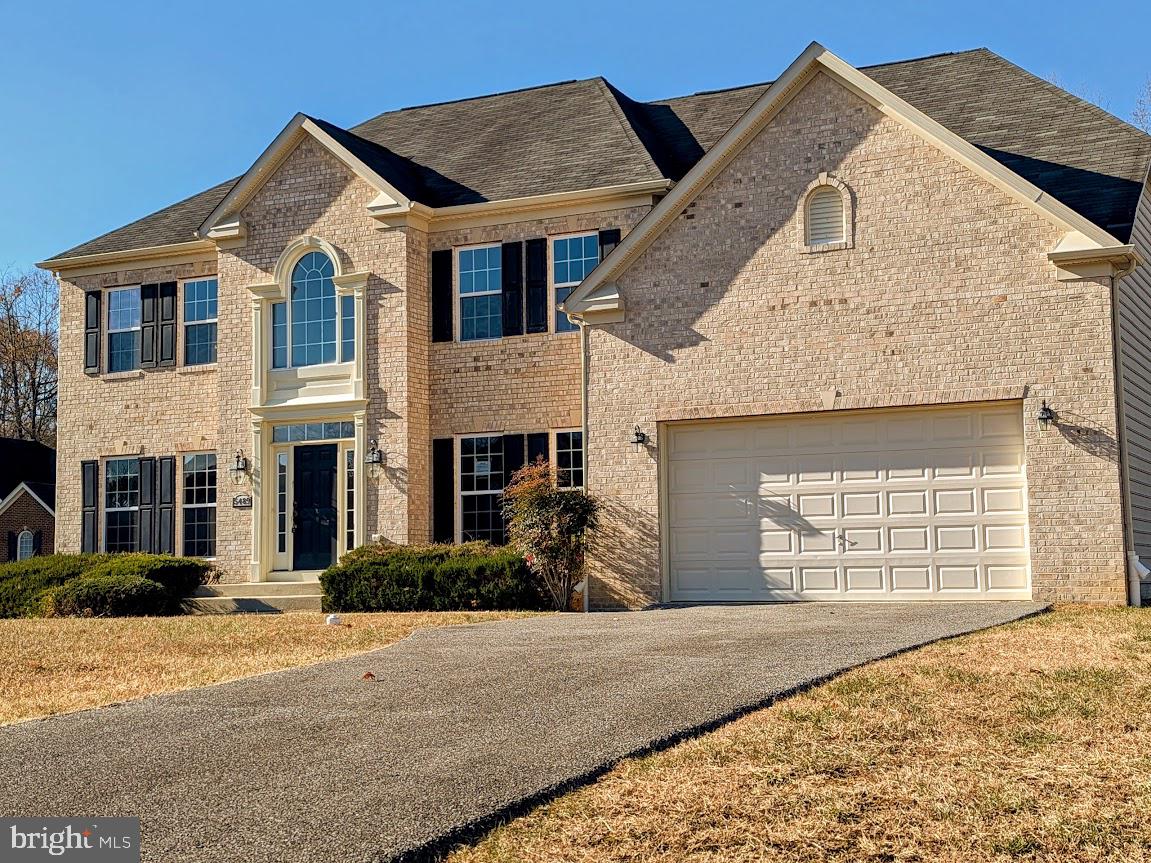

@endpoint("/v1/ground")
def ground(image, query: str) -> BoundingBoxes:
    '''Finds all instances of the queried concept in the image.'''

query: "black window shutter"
[138,457,156,553]
[598,228,621,260]
[83,291,101,374]
[500,241,524,337]
[81,460,98,552]
[157,456,176,555]
[502,434,527,481]
[431,249,454,342]
[158,282,178,367]
[140,284,158,368]
[32,530,43,556]
[432,438,455,543]
[6,532,14,562]
[526,432,549,467]
[525,238,548,334]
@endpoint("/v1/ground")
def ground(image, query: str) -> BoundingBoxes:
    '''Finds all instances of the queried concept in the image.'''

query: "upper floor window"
[552,235,598,333]
[107,288,141,372]
[290,252,337,366]
[458,245,502,341]
[183,278,218,366]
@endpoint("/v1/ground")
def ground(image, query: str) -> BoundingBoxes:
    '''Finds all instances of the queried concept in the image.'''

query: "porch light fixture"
[630,425,648,452]
[1037,401,1056,430]
[365,439,385,478]
[228,450,250,485]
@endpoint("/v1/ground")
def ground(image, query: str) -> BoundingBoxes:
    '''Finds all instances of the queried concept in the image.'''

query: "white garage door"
[666,403,1031,601]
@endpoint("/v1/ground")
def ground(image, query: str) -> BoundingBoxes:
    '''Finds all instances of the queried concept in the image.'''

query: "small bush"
[43,574,170,618]
[83,554,212,611]
[321,542,547,612]
[0,554,113,618]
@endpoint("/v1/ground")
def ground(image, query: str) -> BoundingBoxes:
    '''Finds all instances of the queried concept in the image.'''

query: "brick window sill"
[100,370,144,381]
[178,363,218,376]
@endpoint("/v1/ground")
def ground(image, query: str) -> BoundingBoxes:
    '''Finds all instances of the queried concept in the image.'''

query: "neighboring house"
[37,44,1151,607]
[0,438,56,561]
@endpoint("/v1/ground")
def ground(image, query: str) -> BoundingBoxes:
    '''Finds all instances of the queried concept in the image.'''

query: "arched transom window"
[270,250,355,369]
[805,185,846,246]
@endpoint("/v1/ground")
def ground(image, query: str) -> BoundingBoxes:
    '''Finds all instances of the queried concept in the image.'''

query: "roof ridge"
[350,77,594,132]
[594,78,668,181]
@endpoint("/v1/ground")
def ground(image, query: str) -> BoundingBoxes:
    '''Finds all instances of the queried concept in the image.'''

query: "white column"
[250,420,264,582]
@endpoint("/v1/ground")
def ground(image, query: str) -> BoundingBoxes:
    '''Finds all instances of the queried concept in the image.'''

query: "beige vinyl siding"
[1117,176,1151,562]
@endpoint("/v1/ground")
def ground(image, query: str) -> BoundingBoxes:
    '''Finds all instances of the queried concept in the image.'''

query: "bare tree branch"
[0,267,59,446]
[1133,77,1151,133]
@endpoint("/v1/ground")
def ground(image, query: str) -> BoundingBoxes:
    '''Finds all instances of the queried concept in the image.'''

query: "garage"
[665,403,1031,601]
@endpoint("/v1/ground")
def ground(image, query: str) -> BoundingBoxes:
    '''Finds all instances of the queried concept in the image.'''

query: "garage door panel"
[666,404,1030,602]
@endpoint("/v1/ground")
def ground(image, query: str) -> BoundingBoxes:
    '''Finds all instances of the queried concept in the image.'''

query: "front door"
[293,443,338,570]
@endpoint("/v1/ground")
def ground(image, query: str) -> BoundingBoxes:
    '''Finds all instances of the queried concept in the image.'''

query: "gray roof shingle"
[44,48,1151,263]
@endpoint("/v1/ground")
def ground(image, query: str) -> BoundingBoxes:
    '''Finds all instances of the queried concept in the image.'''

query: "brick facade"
[584,71,1129,607]
[1,489,55,561]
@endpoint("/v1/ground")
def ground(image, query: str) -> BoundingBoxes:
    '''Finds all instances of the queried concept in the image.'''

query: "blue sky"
[3,0,1148,273]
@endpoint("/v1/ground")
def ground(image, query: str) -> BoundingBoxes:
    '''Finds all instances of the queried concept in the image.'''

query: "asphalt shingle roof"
[45,48,1151,263]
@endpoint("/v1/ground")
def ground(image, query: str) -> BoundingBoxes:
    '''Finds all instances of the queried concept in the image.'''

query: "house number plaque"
[232,494,254,509]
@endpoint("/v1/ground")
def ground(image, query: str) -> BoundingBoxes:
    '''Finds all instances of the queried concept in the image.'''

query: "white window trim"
[553,427,586,489]
[550,232,598,335]
[16,530,34,561]
[102,456,140,553]
[181,277,219,368]
[180,452,218,560]
[456,243,503,343]
[106,285,142,374]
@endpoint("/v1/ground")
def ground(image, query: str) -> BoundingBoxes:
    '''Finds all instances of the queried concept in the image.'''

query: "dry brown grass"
[0,611,537,725]
[449,606,1151,863]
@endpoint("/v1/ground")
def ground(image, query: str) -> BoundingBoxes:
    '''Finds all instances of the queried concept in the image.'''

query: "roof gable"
[563,43,1132,319]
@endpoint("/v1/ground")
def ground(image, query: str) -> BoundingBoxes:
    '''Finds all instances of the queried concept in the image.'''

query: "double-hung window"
[16,530,34,561]
[183,278,218,365]
[104,457,140,551]
[555,430,585,488]
[458,245,502,341]
[460,435,505,543]
[270,251,354,368]
[182,454,217,558]
[107,288,141,372]
[552,234,599,333]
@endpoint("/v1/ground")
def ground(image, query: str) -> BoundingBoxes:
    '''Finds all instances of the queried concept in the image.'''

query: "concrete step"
[194,582,322,598]
[184,594,323,614]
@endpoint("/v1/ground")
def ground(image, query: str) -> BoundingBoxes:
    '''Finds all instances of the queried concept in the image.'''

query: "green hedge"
[44,574,170,618]
[320,542,547,612]
[0,553,213,618]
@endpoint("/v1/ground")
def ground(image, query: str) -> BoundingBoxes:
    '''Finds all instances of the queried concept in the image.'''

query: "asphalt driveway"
[0,602,1045,862]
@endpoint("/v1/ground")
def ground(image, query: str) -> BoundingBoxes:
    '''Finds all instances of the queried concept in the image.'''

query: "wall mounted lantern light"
[228,450,250,485]
[1037,400,1056,431]
[630,425,648,452]
[365,438,385,478]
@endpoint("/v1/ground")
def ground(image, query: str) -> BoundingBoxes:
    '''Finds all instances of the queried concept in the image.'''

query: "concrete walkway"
[0,602,1046,862]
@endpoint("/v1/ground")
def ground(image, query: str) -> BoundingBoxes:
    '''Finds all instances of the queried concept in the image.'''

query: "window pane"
[108,330,139,372]
[461,295,502,342]
[458,245,502,341]
[183,278,218,323]
[184,322,217,365]
[105,458,140,509]
[346,449,355,552]
[16,531,34,560]
[182,453,217,558]
[108,288,141,331]
[554,287,577,333]
[271,302,287,369]
[276,452,288,554]
[556,430,584,488]
[461,493,505,544]
[552,234,600,286]
[340,294,355,362]
[105,510,139,553]
[290,252,337,366]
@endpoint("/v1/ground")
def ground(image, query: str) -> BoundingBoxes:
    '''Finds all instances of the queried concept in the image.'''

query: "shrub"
[0,554,112,618]
[321,542,547,612]
[82,554,212,611]
[0,553,212,618]
[43,574,170,618]
[502,460,600,611]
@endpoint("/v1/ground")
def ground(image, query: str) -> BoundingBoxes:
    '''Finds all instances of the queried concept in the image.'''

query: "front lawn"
[0,611,538,725]
[448,606,1151,863]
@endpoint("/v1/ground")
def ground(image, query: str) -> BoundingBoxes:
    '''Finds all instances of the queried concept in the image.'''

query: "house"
[0,438,56,561]
[37,44,1151,608]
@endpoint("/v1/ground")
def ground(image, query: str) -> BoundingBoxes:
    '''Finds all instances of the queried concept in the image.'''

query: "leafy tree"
[501,459,599,611]
[0,268,58,446]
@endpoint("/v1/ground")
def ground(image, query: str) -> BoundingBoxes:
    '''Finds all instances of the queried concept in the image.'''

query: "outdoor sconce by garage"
[228,449,250,485]
[1037,400,1056,430]
[365,438,385,478]
[631,425,648,452]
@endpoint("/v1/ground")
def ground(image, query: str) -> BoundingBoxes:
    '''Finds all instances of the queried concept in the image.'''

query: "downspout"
[579,315,591,613]
[1108,257,1142,606]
